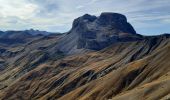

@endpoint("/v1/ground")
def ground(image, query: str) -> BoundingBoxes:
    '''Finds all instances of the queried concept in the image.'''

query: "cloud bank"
[0,0,170,35]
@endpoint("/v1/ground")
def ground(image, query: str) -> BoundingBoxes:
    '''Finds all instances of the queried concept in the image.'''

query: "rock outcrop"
[56,13,143,54]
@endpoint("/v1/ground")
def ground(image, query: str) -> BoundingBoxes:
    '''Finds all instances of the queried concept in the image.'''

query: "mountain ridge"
[0,12,169,100]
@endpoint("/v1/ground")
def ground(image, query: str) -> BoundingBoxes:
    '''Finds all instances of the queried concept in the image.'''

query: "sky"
[0,0,170,35]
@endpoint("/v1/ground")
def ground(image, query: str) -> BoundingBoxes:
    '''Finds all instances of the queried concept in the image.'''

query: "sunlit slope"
[59,38,170,100]
[1,35,170,100]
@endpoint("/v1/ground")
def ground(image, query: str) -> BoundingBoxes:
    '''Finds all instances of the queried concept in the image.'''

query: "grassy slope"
[0,37,169,100]
[59,40,170,100]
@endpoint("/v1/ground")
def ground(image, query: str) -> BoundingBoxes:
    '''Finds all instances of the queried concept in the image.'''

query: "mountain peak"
[72,14,97,28]
[71,12,136,34]
[98,12,127,25]
[56,12,142,54]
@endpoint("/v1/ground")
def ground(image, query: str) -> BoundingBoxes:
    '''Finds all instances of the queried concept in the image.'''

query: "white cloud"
[76,5,84,9]
[0,0,37,19]
[161,19,170,24]
[0,0,169,34]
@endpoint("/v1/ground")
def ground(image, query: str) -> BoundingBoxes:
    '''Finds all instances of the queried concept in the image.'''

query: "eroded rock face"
[57,12,142,53]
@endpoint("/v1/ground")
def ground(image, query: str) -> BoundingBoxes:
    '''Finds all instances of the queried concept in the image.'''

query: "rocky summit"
[0,12,170,100]
[55,13,143,54]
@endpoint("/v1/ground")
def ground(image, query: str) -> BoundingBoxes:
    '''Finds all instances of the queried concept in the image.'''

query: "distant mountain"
[0,31,4,35]
[24,29,55,35]
[0,29,58,45]
[2,31,33,38]
[0,12,170,100]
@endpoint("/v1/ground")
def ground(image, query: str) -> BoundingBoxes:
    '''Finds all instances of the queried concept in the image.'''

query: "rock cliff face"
[56,13,142,54]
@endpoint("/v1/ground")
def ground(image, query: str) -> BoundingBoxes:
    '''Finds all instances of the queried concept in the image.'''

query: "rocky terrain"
[0,12,169,100]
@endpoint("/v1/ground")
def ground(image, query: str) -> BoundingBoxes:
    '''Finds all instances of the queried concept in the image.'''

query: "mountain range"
[0,12,170,100]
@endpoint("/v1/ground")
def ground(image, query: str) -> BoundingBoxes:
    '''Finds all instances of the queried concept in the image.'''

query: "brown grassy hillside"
[0,35,169,100]
[0,13,170,100]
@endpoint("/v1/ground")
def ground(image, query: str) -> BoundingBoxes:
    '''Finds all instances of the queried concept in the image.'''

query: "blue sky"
[0,0,170,35]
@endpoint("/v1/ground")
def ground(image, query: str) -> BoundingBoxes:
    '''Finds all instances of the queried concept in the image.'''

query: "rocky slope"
[53,13,143,54]
[0,12,169,100]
